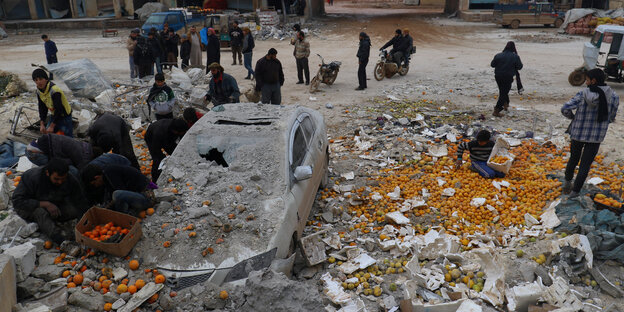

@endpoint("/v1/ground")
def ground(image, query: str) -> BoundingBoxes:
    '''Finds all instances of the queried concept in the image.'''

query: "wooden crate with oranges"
[592,193,623,215]
[75,207,143,257]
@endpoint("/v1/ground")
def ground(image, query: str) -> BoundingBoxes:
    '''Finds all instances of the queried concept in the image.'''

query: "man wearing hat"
[32,69,73,137]
[254,48,284,105]
[205,63,240,106]
[127,29,140,79]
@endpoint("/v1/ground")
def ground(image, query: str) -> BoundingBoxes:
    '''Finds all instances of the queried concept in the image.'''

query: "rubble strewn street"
[1,2,624,311]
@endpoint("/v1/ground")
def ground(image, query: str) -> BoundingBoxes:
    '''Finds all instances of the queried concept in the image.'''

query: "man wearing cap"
[254,48,285,105]
[32,69,73,137]
[127,29,140,79]
[205,63,240,106]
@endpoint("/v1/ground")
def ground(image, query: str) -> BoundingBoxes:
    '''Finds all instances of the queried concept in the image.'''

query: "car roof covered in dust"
[143,103,315,270]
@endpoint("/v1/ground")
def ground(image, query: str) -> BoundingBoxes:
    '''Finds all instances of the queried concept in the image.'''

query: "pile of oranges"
[82,222,130,242]
[594,193,622,208]
[490,155,510,164]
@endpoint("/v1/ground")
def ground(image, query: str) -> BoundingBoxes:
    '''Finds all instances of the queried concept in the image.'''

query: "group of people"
[17,68,209,244]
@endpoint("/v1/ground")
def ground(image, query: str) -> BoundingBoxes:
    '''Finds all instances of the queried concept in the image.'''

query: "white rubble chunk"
[457,300,482,312]
[341,172,355,180]
[524,213,540,228]
[428,144,448,157]
[129,117,142,130]
[442,188,456,197]
[549,234,593,269]
[320,272,352,305]
[505,282,542,312]
[0,175,10,210]
[118,282,164,312]
[387,186,401,200]
[379,239,397,251]
[540,200,561,228]
[385,211,410,225]
[112,298,126,310]
[470,198,486,207]
[370,192,383,201]
[4,242,36,282]
[437,177,446,187]
[541,276,583,310]
[414,268,445,291]
[338,253,376,274]
[473,249,505,307]
[587,177,604,185]
[112,267,128,281]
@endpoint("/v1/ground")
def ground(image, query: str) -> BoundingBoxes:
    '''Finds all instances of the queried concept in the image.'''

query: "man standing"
[41,35,58,80]
[33,69,73,137]
[291,31,310,85]
[188,26,203,67]
[255,48,284,105]
[148,29,164,75]
[12,158,88,244]
[180,34,191,70]
[133,35,153,78]
[126,29,139,79]
[356,32,371,91]
[242,27,255,79]
[164,28,179,69]
[205,63,240,106]
[88,113,140,169]
[144,118,188,182]
[81,164,152,216]
[230,21,243,66]
[205,28,221,74]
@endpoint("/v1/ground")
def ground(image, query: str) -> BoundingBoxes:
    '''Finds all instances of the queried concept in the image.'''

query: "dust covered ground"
[1,1,624,311]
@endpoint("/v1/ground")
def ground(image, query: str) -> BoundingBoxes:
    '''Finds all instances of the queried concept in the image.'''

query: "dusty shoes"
[562,180,572,195]
[493,108,503,117]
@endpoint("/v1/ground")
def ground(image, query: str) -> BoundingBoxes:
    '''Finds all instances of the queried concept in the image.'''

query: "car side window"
[291,126,307,171]
[167,15,178,25]
[300,116,315,145]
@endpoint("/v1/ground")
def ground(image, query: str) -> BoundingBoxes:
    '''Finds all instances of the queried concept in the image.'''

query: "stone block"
[0,213,28,239]
[0,175,10,210]
[32,265,65,282]
[4,242,36,282]
[0,254,17,312]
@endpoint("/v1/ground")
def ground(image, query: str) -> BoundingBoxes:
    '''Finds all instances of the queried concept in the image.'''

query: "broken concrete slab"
[457,300,482,312]
[4,242,36,282]
[67,288,104,311]
[549,234,593,269]
[385,211,410,225]
[16,276,46,300]
[0,175,10,210]
[240,269,324,311]
[118,282,163,312]
[505,282,542,312]
[0,254,17,311]
[473,249,505,307]
[32,265,65,282]
[321,272,352,305]
[28,287,67,312]
[0,213,28,240]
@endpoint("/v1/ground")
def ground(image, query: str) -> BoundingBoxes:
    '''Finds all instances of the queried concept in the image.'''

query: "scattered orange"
[73,274,83,285]
[67,282,76,288]
[103,303,112,311]
[235,185,243,192]
[44,241,53,249]
[128,285,137,294]
[147,293,159,303]
[135,279,146,289]
[117,284,128,294]
[62,270,71,278]
[155,274,166,284]
[169,291,177,297]
[146,208,155,216]
[219,290,228,300]
[163,241,171,248]
[129,260,140,270]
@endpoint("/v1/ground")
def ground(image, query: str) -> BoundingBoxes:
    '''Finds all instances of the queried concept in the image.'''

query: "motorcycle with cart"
[569,24,624,86]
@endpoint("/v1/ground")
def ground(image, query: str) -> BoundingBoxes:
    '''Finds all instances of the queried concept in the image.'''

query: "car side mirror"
[294,166,313,182]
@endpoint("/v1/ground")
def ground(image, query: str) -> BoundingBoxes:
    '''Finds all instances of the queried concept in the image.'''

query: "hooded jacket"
[148,83,176,115]
[37,134,93,169]
[357,33,371,62]
[561,85,619,143]
[490,51,523,78]
[207,72,241,103]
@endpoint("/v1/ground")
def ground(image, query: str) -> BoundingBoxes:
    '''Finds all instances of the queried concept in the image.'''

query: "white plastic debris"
[16,157,35,172]
[385,211,410,225]
[341,172,355,180]
[338,253,376,275]
[442,188,456,197]
[540,199,561,229]
[587,177,604,185]
[457,300,483,312]
[505,282,542,312]
[387,186,401,200]
[524,213,540,228]
[541,276,583,310]
[470,198,486,207]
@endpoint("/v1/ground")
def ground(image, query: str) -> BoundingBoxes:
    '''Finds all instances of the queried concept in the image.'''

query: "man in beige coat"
[291,31,310,85]
[187,26,204,68]
[126,29,139,79]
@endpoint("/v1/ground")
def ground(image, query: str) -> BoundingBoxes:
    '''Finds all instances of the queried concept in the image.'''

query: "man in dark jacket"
[164,28,179,69]
[255,48,285,105]
[242,27,255,79]
[133,36,153,78]
[399,29,413,67]
[205,63,240,105]
[356,32,371,91]
[180,34,191,70]
[491,41,523,117]
[87,113,140,169]
[42,34,58,80]
[26,134,98,176]
[12,158,88,244]
[230,21,243,65]
[380,29,405,67]
[148,29,164,75]
[81,164,152,215]
[33,69,73,137]
[145,118,188,182]
[205,28,221,74]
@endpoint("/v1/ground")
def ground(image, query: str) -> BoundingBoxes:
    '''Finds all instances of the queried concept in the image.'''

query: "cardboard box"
[75,207,142,257]
[487,137,515,174]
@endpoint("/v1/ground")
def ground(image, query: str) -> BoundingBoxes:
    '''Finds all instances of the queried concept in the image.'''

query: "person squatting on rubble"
[87,113,140,169]
[148,73,176,120]
[126,29,140,79]
[188,25,203,68]
[491,41,523,117]
[380,29,406,68]
[183,107,204,127]
[356,32,371,91]
[145,118,188,182]
[41,34,58,80]
[291,30,311,85]
[89,153,131,168]
[205,28,221,74]
[26,134,101,177]
[205,63,240,106]
[164,28,180,69]
[255,48,285,105]
[180,34,191,70]
[33,69,73,137]
[133,34,153,79]
[230,21,243,66]
[81,163,154,216]
[12,158,89,244]
[242,27,255,80]
[561,68,619,198]
[455,130,505,179]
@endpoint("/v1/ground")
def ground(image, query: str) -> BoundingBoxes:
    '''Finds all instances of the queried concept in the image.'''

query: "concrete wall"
[420,0,444,5]
[0,255,17,312]
[611,0,624,8]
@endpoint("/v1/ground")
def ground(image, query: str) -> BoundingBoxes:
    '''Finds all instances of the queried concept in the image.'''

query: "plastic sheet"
[44,58,112,100]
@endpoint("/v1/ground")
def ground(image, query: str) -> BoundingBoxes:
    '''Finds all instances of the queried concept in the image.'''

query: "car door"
[288,113,317,235]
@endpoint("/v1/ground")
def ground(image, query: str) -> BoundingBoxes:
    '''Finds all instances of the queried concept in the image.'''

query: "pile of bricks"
[565,14,595,35]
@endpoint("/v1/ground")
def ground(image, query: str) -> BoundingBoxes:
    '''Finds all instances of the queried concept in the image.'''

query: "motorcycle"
[373,49,413,81]
[309,54,341,93]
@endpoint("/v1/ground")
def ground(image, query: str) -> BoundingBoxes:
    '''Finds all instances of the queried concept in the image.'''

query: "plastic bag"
[169,67,192,91]
[44,58,112,100]
[187,68,206,84]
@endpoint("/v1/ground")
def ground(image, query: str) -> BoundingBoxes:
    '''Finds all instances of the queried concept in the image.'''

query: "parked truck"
[493,2,565,29]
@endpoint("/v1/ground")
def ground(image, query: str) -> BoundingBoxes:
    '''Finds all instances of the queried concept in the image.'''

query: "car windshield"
[145,15,166,24]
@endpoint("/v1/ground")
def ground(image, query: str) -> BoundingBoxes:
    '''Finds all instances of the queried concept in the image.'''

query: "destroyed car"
[151,103,329,286]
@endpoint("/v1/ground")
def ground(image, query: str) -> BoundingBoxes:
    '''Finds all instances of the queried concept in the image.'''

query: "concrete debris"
[321,272,352,305]
[0,254,17,309]
[338,253,376,274]
[67,288,105,311]
[457,299,482,312]
[505,282,542,312]
[549,234,593,269]
[118,282,163,312]
[31,265,65,282]
[4,242,36,282]
[589,266,624,298]
[240,269,324,311]
[541,276,583,310]
[385,211,410,225]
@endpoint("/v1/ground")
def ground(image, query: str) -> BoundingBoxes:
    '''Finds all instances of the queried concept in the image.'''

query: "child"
[455,130,505,178]
[147,73,176,120]
[32,69,73,137]
[180,34,191,70]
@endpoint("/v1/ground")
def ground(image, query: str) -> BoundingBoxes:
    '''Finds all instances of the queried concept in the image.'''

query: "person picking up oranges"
[455,130,505,179]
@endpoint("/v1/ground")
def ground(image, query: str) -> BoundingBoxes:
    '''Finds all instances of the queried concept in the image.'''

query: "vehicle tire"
[374,63,385,81]
[554,18,564,28]
[510,20,520,29]
[568,70,586,86]
[398,64,409,76]
[309,76,320,93]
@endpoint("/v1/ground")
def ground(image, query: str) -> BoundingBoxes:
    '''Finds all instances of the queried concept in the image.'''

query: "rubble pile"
[0,70,27,98]
[253,21,330,41]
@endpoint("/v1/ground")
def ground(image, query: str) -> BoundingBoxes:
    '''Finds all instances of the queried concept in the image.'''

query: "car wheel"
[398,64,409,76]
[555,18,563,28]
[510,20,520,29]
